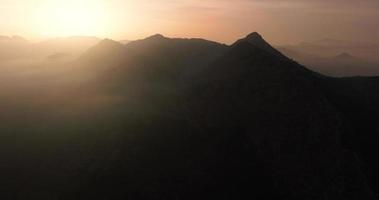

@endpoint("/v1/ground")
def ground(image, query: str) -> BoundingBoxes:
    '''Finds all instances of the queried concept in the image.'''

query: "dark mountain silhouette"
[335,52,355,60]
[75,34,228,89]
[1,32,379,199]
[233,32,286,58]
[186,38,375,199]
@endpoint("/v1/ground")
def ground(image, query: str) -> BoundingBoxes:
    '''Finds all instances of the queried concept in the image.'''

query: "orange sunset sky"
[1,0,379,44]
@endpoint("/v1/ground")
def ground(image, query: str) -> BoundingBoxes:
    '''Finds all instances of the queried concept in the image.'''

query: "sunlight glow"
[35,0,107,37]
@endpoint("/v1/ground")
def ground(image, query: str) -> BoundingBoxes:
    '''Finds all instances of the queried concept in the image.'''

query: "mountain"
[279,38,379,76]
[75,34,228,90]
[0,35,30,60]
[32,36,100,59]
[0,35,28,43]
[69,32,379,199]
[0,36,100,63]
[335,52,355,60]
[2,32,379,199]
[186,36,375,199]
[233,32,286,58]
[47,52,71,61]
[282,39,379,60]
[78,39,125,65]
[279,46,379,77]
[119,39,131,44]
[330,53,378,76]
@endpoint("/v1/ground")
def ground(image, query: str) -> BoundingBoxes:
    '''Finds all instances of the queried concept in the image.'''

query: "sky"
[0,0,378,44]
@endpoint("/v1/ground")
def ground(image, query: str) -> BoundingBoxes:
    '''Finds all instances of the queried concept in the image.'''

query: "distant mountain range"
[280,38,379,62]
[1,34,378,77]
[1,32,379,199]
[0,36,100,61]
[278,39,379,77]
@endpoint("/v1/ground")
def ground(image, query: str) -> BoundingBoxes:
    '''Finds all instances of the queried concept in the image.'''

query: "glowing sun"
[36,0,107,37]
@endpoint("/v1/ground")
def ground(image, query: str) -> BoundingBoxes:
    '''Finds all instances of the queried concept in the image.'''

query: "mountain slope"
[187,39,374,199]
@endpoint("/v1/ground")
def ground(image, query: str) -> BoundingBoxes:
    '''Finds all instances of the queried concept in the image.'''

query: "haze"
[2,0,379,198]
[1,0,379,44]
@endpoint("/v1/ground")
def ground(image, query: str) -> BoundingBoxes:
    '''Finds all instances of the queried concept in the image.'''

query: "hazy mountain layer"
[278,41,379,77]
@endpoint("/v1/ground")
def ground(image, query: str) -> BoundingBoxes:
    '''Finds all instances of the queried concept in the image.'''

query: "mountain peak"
[245,32,263,41]
[0,35,28,43]
[100,38,117,43]
[335,52,354,59]
[96,39,124,48]
[78,38,124,62]
[145,34,166,40]
[233,32,286,58]
[11,35,27,41]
